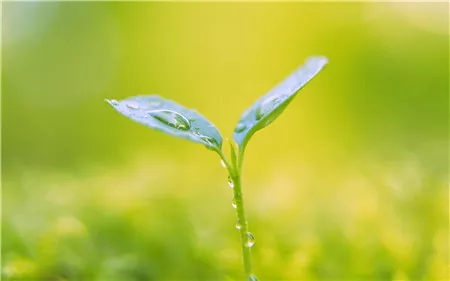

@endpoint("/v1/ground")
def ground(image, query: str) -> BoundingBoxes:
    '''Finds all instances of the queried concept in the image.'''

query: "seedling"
[106,56,328,280]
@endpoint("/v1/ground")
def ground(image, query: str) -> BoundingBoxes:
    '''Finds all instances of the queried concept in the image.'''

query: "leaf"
[106,95,223,152]
[233,56,328,148]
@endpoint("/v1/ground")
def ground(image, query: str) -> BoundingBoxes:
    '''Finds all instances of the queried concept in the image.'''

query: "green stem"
[218,148,254,279]
[232,169,253,278]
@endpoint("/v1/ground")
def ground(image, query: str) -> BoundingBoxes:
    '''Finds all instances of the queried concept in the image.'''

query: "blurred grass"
[1,2,448,281]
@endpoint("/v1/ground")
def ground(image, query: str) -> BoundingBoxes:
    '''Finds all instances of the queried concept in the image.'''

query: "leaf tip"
[307,55,329,67]
[105,98,119,107]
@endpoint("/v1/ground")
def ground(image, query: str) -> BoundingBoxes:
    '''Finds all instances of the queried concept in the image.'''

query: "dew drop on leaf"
[147,109,191,131]
[107,99,119,106]
[255,95,286,121]
[232,199,237,209]
[248,274,259,281]
[200,135,219,148]
[235,122,247,133]
[220,159,226,168]
[126,101,140,110]
[235,220,242,230]
[148,100,162,108]
[245,232,255,248]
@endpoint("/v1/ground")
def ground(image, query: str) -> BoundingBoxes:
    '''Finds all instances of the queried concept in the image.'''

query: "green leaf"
[233,56,328,148]
[106,95,223,152]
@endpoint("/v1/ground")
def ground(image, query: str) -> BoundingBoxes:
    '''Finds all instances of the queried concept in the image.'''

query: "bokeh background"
[2,2,448,281]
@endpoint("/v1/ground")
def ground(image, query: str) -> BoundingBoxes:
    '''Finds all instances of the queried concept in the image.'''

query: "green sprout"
[106,56,328,280]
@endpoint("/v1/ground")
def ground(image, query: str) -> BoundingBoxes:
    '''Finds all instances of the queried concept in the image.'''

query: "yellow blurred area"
[2,2,448,280]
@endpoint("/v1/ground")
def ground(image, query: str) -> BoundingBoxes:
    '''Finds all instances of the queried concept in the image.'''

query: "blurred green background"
[2,2,448,281]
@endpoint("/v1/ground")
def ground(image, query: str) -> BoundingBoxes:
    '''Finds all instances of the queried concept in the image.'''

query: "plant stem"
[219,148,254,279]
[232,169,253,278]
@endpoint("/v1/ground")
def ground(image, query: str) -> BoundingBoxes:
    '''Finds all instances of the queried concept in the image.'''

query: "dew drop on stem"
[227,175,234,188]
[245,232,255,248]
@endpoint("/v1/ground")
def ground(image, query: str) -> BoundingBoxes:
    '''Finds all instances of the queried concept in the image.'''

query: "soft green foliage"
[233,56,328,149]
[106,95,223,152]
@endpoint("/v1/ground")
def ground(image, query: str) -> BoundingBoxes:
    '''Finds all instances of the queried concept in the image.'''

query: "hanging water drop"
[255,95,286,121]
[245,232,255,248]
[235,220,242,230]
[235,122,247,133]
[227,175,234,188]
[248,274,259,281]
[220,159,226,168]
[232,199,237,209]
[148,109,191,131]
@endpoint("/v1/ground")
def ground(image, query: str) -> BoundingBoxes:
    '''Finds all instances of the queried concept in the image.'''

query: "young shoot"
[106,56,328,280]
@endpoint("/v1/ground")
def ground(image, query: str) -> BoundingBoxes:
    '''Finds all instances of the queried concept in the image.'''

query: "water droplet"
[126,101,139,110]
[248,274,259,281]
[194,132,218,150]
[245,232,255,248]
[227,175,234,188]
[232,199,237,208]
[148,109,191,131]
[255,95,286,121]
[108,99,119,106]
[220,159,227,168]
[139,97,162,108]
[235,220,242,230]
[235,122,247,133]
[198,135,219,148]
[148,100,162,107]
